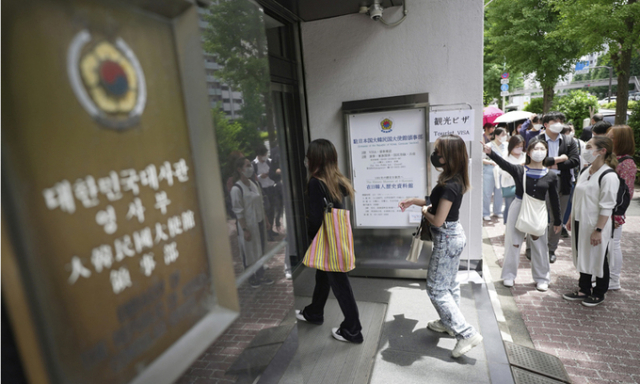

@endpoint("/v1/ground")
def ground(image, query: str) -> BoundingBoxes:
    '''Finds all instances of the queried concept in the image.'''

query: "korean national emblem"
[68,30,146,129]
[380,118,393,133]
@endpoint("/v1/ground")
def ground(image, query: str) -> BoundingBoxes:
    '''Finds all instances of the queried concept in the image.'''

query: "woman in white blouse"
[482,127,508,221]
[499,135,526,224]
[231,157,274,288]
[563,136,619,307]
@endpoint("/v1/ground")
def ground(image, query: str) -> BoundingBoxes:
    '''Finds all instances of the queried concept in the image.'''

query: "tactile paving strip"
[504,342,571,383]
[511,366,569,384]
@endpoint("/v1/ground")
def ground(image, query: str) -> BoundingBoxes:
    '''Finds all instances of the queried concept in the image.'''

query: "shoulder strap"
[598,168,617,186]
[619,155,633,163]
[579,164,591,177]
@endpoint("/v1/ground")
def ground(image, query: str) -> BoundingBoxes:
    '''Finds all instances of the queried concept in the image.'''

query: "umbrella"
[492,110,533,124]
[483,106,504,126]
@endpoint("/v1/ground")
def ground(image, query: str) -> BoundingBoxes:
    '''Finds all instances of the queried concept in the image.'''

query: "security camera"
[368,3,384,21]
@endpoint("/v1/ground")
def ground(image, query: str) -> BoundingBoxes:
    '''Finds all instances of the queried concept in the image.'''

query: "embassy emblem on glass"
[67,30,147,129]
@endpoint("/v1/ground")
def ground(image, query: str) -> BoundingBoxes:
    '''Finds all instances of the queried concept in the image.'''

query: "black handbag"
[419,216,432,241]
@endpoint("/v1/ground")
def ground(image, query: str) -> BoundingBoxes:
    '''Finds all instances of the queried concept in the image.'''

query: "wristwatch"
[595,228,602,233]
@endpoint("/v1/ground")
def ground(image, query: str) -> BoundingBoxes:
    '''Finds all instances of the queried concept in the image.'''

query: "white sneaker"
[483,216,491,221]
[331,327,348,342]
[452,333,483,358]
[536,283,549,292]
[285,271,292,280]
[495,214,504,218]
[295,310,306,322]
[427,320,455,336]
[503,279,514,287]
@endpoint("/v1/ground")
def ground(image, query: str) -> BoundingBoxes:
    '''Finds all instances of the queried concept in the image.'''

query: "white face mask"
[548,123,564,134]
[243,166,254,178]
[533,124,542,131]
[567,131,575,138]
[530,149,546,163]
[582,148,600,164]
[512,147,523,156]
[498,135,507,143]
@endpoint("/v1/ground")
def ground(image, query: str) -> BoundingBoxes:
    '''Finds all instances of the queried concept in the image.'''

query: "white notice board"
[347,108,427,228]
[428,109,475,142]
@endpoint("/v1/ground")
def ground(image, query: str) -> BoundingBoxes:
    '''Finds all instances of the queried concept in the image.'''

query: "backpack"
[579,158,632,217]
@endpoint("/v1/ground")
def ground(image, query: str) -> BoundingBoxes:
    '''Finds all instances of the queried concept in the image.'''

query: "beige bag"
[515,171,548,237]
[407,219,427,263]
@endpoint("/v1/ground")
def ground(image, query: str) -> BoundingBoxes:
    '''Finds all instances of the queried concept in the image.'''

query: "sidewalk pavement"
[483,187,640,384]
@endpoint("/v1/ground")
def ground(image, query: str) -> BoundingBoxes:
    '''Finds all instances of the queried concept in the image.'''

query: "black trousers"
[303,269,363,342]
[575,221,610,298]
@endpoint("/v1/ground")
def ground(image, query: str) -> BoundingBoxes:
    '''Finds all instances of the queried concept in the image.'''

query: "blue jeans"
[483,164,503,217]
[427,221,476,340]
[503,196,515,224]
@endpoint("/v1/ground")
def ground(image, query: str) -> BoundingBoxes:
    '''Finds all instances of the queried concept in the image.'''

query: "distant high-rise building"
[197,7,244,119]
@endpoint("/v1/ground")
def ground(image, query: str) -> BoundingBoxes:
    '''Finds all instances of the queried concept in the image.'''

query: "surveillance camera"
[368,3,383,21]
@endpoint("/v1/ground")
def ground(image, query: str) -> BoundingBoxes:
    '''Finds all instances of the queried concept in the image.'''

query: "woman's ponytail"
[592,136,618,169]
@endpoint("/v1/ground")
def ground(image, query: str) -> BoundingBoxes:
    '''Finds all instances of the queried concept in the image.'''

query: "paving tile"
[485,190,640,384]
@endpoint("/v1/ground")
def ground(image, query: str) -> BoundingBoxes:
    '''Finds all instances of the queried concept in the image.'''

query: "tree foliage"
[550,91,599,134]
[486,0,582,112]
[203,0,274,148]
[523,97,544,114]
[627,101,640,157]
[551,0,640,124]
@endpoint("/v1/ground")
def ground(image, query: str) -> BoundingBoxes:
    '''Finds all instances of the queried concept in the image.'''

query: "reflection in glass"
[178,2,299,383]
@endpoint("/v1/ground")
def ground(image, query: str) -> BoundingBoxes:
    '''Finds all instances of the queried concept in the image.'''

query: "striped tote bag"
[303,202,355,272]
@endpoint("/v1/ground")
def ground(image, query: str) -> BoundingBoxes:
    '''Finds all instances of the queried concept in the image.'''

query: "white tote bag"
[515,171,548,237]
[407,221,424,263]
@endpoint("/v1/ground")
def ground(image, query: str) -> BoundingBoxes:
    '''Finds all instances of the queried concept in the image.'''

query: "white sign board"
[500,91,509,97]
[347,108,427,228]
[428,109,475,142]
[500,79,509,84]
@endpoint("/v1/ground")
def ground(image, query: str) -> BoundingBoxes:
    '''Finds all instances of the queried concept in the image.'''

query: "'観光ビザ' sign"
[2,1,216,383]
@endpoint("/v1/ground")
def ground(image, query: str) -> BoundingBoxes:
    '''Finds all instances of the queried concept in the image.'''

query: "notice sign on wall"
[428,109,475,142]
[348,108,427,228]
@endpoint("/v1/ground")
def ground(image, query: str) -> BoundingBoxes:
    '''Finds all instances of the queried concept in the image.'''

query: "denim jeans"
[483,164,502,217]
[427,221,476,340]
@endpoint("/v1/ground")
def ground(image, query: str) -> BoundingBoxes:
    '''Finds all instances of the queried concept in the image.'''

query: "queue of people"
[483,111,636,307]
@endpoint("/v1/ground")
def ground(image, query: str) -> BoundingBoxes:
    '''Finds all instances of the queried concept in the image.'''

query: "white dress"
[231,180,265,268]
[490,141,508,188]
[570,165,619,277]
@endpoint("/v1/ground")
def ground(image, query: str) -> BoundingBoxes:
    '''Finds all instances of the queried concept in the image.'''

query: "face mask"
[582,149,599,164]
[304,158,309,168]
[243,166,254,178]
[530,149,546,163]
[567,131,575,138]
[512,147,523,156]
[532,124,542,131]
[430,151,443,168]
[548,123,564,134]
[499,135,507,144]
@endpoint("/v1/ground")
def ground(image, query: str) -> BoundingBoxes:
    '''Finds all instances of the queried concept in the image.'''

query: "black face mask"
[430,151,443,167]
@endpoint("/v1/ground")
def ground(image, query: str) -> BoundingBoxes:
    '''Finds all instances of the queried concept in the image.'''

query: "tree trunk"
[614,48,631,125]
[542,86,555,113]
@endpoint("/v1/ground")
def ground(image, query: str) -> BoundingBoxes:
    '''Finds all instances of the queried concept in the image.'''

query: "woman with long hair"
[607,125,637,290]
[482,137,562,291]
[482,127,508,221]
[563,136,620,307]
[230,157,274,288]
[295,139,363,343]
[499,135,526,224]
[399,135,483,358]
